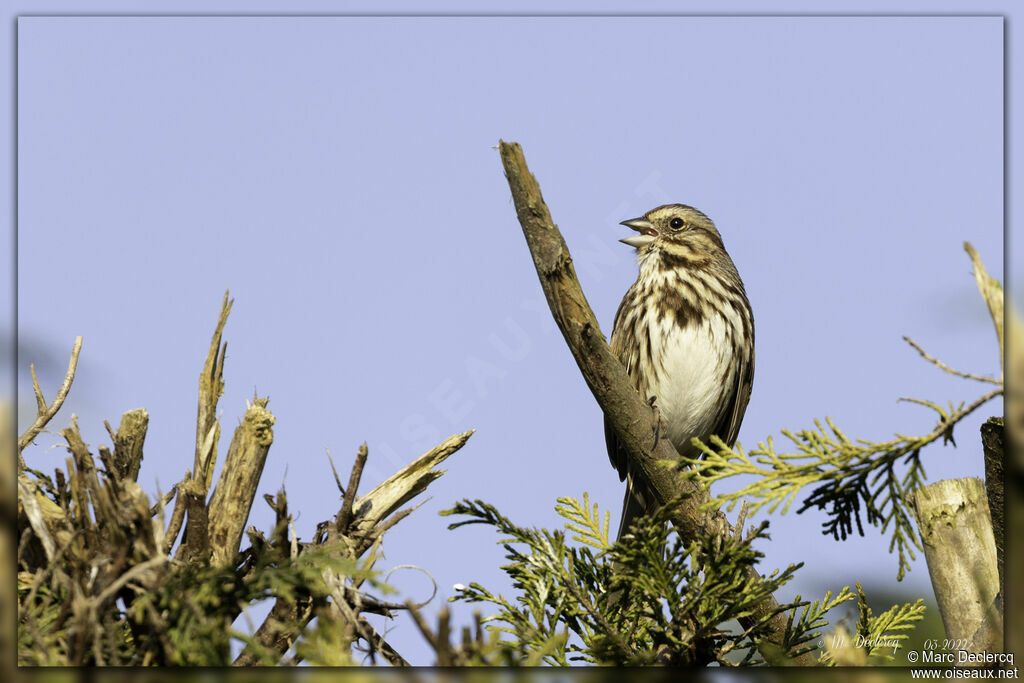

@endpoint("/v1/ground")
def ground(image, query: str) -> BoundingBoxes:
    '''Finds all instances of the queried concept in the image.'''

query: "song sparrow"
[605,204,754,542]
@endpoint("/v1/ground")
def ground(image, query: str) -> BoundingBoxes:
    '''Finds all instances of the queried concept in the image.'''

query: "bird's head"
[619,204,725,261]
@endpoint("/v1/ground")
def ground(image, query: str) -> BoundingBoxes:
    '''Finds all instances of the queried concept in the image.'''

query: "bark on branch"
[498,140,813,665]
[107,408,150,482]
[207,397,276,566]
[912,477,1001,652]
[980,417,1004,598]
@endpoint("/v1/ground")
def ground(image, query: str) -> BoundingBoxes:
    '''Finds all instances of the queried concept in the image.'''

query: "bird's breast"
[642,317,732,455]
[612,261,749,457]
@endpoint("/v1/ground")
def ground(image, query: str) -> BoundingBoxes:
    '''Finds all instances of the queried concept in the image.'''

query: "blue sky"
[11,6,1010,666]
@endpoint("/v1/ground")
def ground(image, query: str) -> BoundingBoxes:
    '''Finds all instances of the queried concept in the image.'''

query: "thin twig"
[331,595,396,665]
[903,336,1002,385]
[405,599,441,652]
[899,387,1004,443]
[360,625,410,667]
[19,336,84,454]
[149,484,179,518]
[162,474,191,555]
[326,447,346,496]
[355,504,421,556]
[30,365,46,413]
[336,443,368,533]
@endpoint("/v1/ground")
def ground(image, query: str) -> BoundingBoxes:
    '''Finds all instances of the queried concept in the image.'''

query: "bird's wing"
[604,413,629,482]
[713,344,755,448]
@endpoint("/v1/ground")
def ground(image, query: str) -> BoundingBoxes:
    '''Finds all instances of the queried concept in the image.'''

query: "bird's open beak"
[619,217,657,248]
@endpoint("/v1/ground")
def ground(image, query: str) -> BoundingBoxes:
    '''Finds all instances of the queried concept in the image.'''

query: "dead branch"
[162,473,190,555]
[17,290,474,666]
[19,336,83,459]
[235,434,473,666]
[109,408,150,482]
[175,477,212,563]
[902,336,1002,385]
[234,590,314,666]
[964,242,1004,376]
[336,443,368,534]
[148,484,178,518]
[19,404,172,665]
[357,623,409,667]
[194,290,232,492]
[498,140,813,665]
[206,398,276,566]
[913,477,1000,650]
[351,431,473,537]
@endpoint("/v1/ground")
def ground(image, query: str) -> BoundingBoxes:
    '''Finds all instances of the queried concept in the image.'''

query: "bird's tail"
[616,474,648,543]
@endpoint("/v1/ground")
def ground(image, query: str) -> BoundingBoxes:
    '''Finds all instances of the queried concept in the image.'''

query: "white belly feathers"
[644,313,734,456]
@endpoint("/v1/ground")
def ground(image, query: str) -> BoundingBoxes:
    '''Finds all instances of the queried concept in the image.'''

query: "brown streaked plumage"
[605,204,754,542]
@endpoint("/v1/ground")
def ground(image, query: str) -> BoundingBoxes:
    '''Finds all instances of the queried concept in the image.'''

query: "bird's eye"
[669,217,685,230]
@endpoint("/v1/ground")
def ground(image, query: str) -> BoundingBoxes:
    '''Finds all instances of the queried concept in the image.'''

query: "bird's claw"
[648,395,662,447]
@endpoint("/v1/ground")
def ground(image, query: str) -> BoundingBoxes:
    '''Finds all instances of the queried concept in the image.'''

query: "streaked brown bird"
[605,204,754,542]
